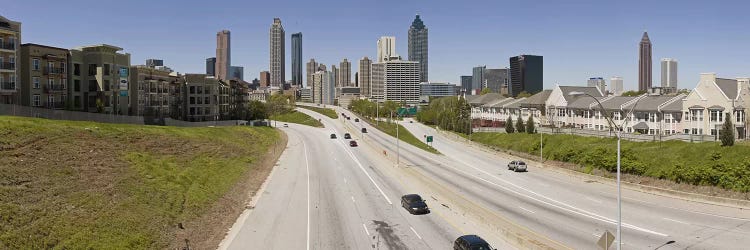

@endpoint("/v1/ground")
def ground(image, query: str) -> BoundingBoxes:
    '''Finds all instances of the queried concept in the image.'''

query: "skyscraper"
[359,57,372,97]
[377,36,396,63]
[408,14,428,82]
[639,31,652,92]
[661,58,677,90]
[472,66,486,94]
[610,76,624,96]
[331,65,338,87]
[269,18,285,87]
[339,59,351,87]
[371,60,421,103]
[230,66,244,81]
[484,68,509,94]
[306,59,318,87]
[509,55,543,97]
[460,76,473,94]
[291,32,302,86]
[206,57,216,76]
[587,77,606,93]
[216,30,231,80]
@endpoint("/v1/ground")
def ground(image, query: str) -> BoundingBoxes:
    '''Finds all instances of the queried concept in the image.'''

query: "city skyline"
[7,1,750,91]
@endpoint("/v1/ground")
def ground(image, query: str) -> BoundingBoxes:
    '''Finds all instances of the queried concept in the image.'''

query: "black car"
[401,194,429,214]
[344,133,351,139]
[349,140,358,147]
[330,134,337,139]
[361,128,367,133]
[453,235,494,250]
[355,118,359,122]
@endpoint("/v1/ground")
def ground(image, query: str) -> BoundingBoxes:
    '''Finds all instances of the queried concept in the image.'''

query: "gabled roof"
[633,122,649,130]
[483,98,512,108]
[505,98,527,109]
[601,96,638,110]
[625,96,674,112]
[468,93,504,106]
[660,98,684,112]
[558,86,603,103]
[567,96,601,110]
[521,90,552,107]
[715,78,738,99]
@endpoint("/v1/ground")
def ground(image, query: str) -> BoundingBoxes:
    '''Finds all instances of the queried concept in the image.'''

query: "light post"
[568,91,644,250]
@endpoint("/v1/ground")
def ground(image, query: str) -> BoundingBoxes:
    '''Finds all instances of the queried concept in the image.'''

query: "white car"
[507,160,527,172]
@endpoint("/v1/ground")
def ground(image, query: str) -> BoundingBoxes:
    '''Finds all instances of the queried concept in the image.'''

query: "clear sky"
[5,0,750,91]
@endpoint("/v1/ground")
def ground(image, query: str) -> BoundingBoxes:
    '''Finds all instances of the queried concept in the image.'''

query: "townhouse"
[682,73,748,139]
[0,15,20,104]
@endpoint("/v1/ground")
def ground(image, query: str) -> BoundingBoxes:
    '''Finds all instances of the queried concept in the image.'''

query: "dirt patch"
[169,130,288,250]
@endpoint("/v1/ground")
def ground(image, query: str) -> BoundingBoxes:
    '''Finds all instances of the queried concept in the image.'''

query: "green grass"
[366,119,440,154]
[297,105,338,119]
[470,132,750,192]
[0,116,279,249]
[270,110,324,128]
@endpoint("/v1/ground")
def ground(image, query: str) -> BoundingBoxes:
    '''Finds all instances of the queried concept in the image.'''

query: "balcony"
[0,42,15,51]
[0,82,16,92]
[0,62,15,71]
[44,66,65,75]
[44,83,66,93]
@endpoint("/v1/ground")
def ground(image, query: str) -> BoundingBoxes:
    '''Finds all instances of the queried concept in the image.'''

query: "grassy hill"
[0,116,281,249]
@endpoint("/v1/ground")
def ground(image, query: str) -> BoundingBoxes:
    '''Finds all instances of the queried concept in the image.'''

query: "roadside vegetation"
[0,116,280,249]
[415,97,472,134]
[270,111,323,127]
[297,105,338,119]
[264,95,323,127]
[349,99,439,154]
[471,132,750,193]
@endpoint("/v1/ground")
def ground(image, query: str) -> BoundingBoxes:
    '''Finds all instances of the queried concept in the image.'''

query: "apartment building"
[0,15,21,104]
[68,44,131,114]
[19,44,68,109]
[683,73,749,139]
[128,65,182,117]
[183,74,222,121]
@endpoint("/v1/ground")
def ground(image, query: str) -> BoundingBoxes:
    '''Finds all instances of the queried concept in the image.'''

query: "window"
[197,86,203,94]
[8,37,14,49]
[189,97,195,104]
[9,56,14,68]
[74,96,81,108]
[60,62,66,73]
[205,97,210,104]
[88,64,97,76]
[33,95,41,106]
[48,78,54,89]
[189,86,195,94]
[737,110,745,123]
[47,95,54,107]
[33,77,40,89]
[103,64,111,75]
[104,80,110,91]
[711,129,717,136]
[88,80,98,92]
[33,59,40,70]
[48,62,54,73]
[10,74,15,85]
[74,80,80,91]
[74,63,80,76]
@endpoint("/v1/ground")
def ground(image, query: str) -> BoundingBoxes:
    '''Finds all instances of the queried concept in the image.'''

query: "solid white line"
[303,142,311,250]
[584,196,603,204]
[410,227,423,240]
[351,196,356,203]
[662,217,688,225]
[518,206,535,214]
[343,178,347,184]
[337,138,393,205]
[362,223,370,236]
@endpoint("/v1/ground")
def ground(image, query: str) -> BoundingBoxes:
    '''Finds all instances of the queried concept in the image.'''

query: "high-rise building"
[269,18,285,87]
[509,55,543,97]
[460,76,472,94]
[484,68,509,94]
[639,31,652,92]
[420,82,458,97]
[355,72,359,86]
[472,66,486,94]
[371,60,420,103]
[205,57,216,76]
[260,71,270,88]
[317,64,327,72]
[306,58,317,87]
[216,30,231,80]
[312,70,335,105]
[610,76,624,96]
[291,32,302,86]
[230,66,244,81]
[359,57,372,98]
[408,14,428,82]
[312,71,323,104]
[331,65,339,87]
[339,58,351,87]
[0,15,21,105]
[661,58,677,89]
[377,36,396,63]
[587,77,606,93]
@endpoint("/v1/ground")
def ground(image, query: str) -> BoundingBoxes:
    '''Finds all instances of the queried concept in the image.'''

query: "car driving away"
[507,160,527,172]
[349,140,358,147]
[361,127,367,133]
[453,235,494,250]
[401,194,430,214]
[354,118,359,122]
[344,133,351,139]
[330,134,337,139]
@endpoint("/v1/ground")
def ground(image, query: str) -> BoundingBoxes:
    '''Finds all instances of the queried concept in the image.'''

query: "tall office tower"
[331,65,339,87]
[509,55,543,97]
[306,58,318,87]
[610,76,624,96]
[639,31,652,92]
[355,72,359,86]
[377,36,396,63]
[312,71,324,104]
[472,66,486,94]
[260,71,270,88]
[317,64,327,72]
[291,32,302,86]
[339,58,351,87]
[359,57,372,97]
[205,57,216,76]
[269,18,285,87]
[587,77,606,93]
[230,66,244,80]
[460,76,473,95]
[408,14,428,82]
[484,68,509,93]
[371,60,421,103]
[216,30,231,80]
[661,58,677,89]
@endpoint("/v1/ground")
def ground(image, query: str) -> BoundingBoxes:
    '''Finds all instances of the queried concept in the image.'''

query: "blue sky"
[5,0,750,91]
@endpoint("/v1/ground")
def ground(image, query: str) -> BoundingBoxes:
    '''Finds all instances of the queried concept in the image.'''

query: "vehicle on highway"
[410,120,413,123]
[507,160,527,172]
[354,118,359,122]
[361,128,367,133]
[349,140,358,147]
[330,134,337,139]
[400,194,430,214]
[346,117,351,120]
[283,123,288,127]
[344,133,351,139]
[453,235,494,250]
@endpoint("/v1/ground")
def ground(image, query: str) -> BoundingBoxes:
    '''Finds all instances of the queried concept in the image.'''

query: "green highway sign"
[426,136,433,143]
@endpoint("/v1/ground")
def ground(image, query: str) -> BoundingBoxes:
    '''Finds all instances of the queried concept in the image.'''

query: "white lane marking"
[343,178,348,184]
[351,196,356,203]
[518,206,535,214]
[585,196,603,204]
[662,217,688,225]
[591,233,599,238]
[437,158,668,237]
[410,227,423,240]
[337,138,393,205]
[362,223,370,236]
[303,142,311,250]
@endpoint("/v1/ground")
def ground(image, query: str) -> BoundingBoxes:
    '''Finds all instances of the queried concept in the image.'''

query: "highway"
[221,104,750,250]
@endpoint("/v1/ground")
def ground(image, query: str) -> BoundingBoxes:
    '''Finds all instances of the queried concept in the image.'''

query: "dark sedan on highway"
[401,194,429,214]
[349,140,358,147]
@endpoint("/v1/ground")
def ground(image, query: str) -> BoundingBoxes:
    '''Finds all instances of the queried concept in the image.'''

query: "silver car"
[507,160,527,172]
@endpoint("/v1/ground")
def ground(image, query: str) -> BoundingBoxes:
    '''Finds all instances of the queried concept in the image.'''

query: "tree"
[720,114,735,146]
[517,91,533,98]
[505,116,515,133]
[480,88,492,95]
[247,101,268,120]
[526,115,535,134]
[516,116,525,133]
[95,98,104,113]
